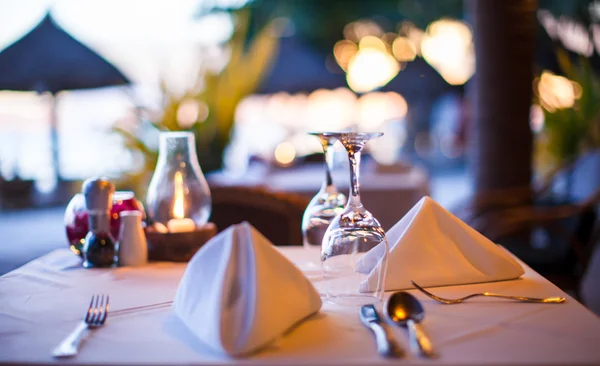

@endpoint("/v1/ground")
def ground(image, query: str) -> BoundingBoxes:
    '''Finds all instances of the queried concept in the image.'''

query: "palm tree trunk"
[467,0,537,214]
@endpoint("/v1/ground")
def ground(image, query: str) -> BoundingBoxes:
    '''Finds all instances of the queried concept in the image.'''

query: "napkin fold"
[172,221,322,356]
[359,196,524,292]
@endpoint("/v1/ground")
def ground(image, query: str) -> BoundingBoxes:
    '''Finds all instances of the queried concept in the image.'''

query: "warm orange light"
[176,99,200,128]
[274,142,296,166]
[393,308,407,321]
[346,48,399,93]
[392,36,417,62]
[359,35,387,52]
[173,171,185,219]
[343,20,383,43]
[333,40,358,72]
[399,21,424,56]
[357,91,408,130]
[536,71,582,112]
[421,19,474,85]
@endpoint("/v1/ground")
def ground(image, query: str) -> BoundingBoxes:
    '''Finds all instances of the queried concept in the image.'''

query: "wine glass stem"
[322,142,335,190]
[348,150,362,207]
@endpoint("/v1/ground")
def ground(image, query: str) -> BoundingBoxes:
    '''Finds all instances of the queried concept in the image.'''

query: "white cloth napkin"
[359,196,524,292]
[172,221,322,356]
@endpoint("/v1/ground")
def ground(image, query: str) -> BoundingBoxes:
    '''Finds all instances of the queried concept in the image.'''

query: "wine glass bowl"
[320,132,389,306]
[302,190,346,249]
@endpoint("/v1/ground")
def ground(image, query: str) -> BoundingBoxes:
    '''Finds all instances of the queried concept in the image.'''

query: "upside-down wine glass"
[302,133,347,246]
[320,132,389,306]
[301,132,347,278]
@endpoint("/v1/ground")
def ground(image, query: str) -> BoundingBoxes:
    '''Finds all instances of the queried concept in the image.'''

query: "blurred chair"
[209,185,310,246]
[0,177,35,209]
[459,187,600,298]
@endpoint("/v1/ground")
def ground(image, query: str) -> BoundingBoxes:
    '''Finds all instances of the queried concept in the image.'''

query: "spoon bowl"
[385,292,437,358]
[386,292,424,325]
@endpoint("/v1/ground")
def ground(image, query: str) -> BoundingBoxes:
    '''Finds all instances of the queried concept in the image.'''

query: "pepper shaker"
[82,178,116,268]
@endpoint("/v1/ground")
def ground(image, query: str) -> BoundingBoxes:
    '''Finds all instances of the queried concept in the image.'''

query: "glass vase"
[146,132,211,232]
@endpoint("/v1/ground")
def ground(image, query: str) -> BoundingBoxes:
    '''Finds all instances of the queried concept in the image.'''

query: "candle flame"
[173,171,185,219]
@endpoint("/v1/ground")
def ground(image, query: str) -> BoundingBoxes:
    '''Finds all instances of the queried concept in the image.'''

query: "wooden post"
[467,0,537,211]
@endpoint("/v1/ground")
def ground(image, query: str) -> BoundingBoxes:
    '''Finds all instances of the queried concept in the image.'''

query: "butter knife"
[359,304,402,358]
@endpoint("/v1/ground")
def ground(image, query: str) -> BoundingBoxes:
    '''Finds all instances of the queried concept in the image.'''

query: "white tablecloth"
[1,247,600,365]
[208,164,430,230]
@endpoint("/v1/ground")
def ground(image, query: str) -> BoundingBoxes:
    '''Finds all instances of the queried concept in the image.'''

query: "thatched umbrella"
[0,12,130,180]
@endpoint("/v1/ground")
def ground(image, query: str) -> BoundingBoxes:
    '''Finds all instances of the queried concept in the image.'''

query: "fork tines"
[85,294,110,326]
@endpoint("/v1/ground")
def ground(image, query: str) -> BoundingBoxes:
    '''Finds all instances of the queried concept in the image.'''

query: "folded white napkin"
[172,221,322,356]
[359,196,524,292]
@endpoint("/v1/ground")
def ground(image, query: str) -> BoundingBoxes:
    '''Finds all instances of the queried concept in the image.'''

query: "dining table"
[1,246,600,365]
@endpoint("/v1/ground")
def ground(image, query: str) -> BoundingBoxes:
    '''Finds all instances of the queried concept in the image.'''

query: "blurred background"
[0,0,599,312]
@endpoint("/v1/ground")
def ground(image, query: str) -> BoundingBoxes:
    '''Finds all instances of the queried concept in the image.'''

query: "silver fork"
[411,281,565,304]
[53,294,110,357]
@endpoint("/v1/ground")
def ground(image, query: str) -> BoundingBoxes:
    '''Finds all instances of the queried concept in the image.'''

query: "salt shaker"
[82,178,116,268]
[118,210,148,266]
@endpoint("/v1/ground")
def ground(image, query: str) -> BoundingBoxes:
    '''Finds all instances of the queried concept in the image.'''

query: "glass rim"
[307,131,343,136]
[322,132,383,138]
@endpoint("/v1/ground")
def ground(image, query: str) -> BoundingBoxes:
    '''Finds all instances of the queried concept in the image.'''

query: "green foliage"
[535,48,600,177]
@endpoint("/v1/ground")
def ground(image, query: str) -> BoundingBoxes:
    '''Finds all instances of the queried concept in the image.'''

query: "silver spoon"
[385,292,437,358]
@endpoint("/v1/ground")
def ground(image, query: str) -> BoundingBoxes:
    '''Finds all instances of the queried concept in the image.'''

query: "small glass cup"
[320,132,389,306]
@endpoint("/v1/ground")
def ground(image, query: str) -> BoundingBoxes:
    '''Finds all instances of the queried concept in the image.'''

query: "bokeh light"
[359,35,388,52]
[357,92,407,131]
[535,71,582,112]
[231,88,411,169]
[333,19,414,93]
[538,10,594,57]
[176,99,209,128]
[538,9,559,39]
[346,48,399,93]
[399,21,424,56]
[530,104,545,133]
[343,20,383,43]
[392,36,417,62]
[307,88,356,131]
[421,19,475,85]
[557,16,593,57]
[333,40,358,72]
[274,141,296,166]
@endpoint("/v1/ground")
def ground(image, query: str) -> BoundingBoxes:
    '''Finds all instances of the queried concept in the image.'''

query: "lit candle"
[167,172,196,233]
[167,218,195,233]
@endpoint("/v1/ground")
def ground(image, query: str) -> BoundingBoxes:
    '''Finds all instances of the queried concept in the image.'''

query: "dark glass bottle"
[83,209,116,268]
[81,178,117,268]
